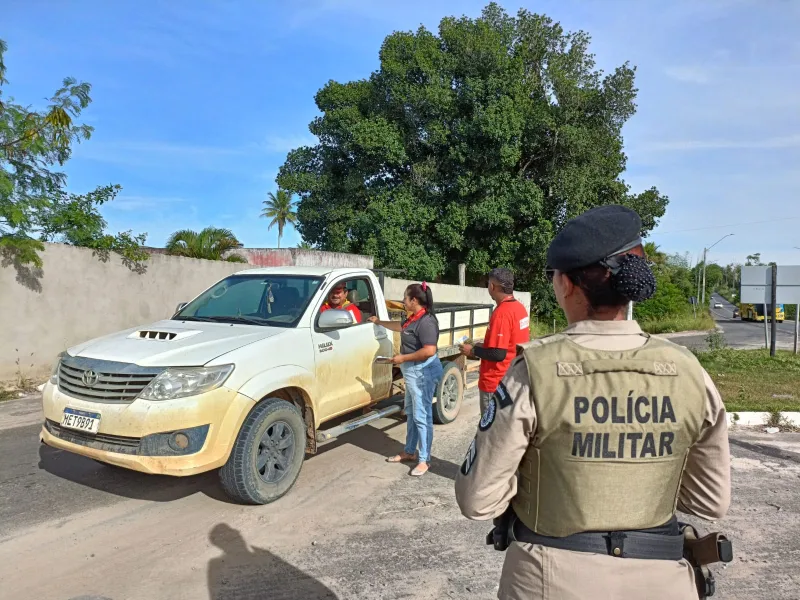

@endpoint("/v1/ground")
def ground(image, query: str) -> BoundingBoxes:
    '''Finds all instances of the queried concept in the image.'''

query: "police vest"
[511,334,707,538]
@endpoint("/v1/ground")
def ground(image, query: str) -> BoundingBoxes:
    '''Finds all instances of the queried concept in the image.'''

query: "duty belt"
[510,515,684,561]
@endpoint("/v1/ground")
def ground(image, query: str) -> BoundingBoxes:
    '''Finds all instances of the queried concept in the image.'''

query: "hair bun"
[610,254,656,303]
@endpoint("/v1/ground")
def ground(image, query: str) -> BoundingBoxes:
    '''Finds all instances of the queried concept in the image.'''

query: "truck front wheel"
[433,361,463,425]
[220,398,305,505]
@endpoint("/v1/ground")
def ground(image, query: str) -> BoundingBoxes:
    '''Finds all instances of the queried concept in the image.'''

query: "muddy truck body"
[40,267,493,504]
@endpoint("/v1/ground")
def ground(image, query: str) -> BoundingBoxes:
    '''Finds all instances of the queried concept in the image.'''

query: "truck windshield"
[174,275,324,327]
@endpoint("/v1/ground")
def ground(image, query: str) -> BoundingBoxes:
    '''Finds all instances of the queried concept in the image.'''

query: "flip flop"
[410,462,429,476]
[386,452,417,463]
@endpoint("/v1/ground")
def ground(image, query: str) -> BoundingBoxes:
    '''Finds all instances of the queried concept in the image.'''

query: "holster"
[485,506,514,551]
[679,523,733,599]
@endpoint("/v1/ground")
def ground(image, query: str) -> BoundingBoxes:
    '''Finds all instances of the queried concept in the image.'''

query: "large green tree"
[165,227,247,262]
[277,4,668,310]
[0,39,146,271]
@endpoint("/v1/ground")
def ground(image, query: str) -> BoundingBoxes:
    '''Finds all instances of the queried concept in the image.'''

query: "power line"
[655,215,800,235]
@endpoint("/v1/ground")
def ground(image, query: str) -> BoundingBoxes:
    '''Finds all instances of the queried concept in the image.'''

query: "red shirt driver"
[320,282,362,323]
[461,268,529,414]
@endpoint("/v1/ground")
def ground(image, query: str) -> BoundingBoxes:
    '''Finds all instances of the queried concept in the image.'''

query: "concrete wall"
[0,244,254,381]
[228,248,373,269]
[143,247,374,269]
[383,278,532,314]
[0,244,523,381]
[0,243,370,381]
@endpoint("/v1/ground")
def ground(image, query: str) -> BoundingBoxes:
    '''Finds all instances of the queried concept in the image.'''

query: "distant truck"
[738,303,785,323]
[40,267,493,504]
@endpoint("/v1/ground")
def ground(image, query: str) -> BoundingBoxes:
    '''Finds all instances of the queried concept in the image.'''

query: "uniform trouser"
[498,541,698,600]
[399,356,443,463]
[479,390,494,415]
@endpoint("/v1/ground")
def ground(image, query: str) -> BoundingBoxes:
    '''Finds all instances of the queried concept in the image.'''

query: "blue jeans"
[400,355,444,463]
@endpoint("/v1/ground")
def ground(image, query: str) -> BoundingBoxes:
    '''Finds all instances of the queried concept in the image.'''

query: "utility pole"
[793,249,799,355]
[695,254,703,307]
[764,302,770,350]
[701,247,708,307]
[770,263,778,357]
[701,233,734,307]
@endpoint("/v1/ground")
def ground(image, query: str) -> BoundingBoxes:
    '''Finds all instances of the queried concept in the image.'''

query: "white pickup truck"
[40,267,493,504]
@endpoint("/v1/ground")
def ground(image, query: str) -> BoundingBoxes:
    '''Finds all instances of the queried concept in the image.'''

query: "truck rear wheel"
[220,398,305,505]
[433,361,463,425]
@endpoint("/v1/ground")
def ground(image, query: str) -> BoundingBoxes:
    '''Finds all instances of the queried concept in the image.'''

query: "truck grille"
[57,356,164,403]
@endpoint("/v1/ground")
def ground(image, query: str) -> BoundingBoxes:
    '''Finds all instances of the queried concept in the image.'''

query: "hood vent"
[127,329,202,342]
[137,330,178,341]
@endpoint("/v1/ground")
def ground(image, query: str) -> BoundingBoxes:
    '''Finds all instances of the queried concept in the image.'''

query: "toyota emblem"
[82,369,100,387]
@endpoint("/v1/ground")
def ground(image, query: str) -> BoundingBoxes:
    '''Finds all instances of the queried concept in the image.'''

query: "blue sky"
[5,0,800,267]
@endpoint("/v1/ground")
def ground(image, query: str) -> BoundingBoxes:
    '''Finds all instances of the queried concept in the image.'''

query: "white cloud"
[263,134,318,154]
[639,134,800,152]
[664,66,710,84]
[95,140,244,158]
[72,139,262,174]
[108,195,190,212]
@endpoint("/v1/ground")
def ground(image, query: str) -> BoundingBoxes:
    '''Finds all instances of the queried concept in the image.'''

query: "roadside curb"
[727,411,800,428]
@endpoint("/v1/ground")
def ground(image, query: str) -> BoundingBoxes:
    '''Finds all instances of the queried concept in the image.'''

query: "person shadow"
[207,524,338,600]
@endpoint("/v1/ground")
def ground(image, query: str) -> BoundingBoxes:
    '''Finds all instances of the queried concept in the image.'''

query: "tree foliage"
[165,227,247,262]
[277,3,668,311]
[260,189,297,249]
[635,243,696,321]
[0,38,146,270]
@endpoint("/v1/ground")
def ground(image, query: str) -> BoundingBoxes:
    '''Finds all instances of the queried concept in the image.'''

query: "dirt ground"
[1,387,799,600]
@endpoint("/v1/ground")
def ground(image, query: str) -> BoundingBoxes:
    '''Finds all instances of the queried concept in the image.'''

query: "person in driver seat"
[320,282,362,323]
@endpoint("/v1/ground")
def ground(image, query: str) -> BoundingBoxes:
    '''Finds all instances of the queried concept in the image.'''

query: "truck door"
[311,276,393,420]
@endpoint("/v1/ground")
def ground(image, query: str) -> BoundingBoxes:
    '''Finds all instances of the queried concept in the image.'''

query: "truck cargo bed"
[386,300,494,357]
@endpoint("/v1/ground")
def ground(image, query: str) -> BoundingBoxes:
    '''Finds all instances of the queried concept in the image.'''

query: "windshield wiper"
[213,315,272,326]
[175,316,219,323]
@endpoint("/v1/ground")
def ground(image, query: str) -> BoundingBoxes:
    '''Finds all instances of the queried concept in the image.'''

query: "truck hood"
[67,319,287,367]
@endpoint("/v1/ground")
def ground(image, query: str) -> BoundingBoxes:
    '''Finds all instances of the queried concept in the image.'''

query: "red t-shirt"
[320,301,362,323]
[478,297,530,393]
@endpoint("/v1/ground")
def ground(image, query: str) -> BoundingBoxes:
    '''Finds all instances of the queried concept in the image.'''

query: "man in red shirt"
[319,282,363,323]
[460,268,530,414]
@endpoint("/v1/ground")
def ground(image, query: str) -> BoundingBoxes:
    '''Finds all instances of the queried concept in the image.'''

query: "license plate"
[61,407,101,434]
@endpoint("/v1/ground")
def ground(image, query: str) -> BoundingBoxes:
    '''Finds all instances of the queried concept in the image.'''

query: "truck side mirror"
[318,309,356,331]
[175,302,188,314]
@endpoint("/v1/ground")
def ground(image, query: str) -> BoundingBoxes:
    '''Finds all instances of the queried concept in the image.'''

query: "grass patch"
[529,318,565,339]
[529,312,715,338]
[0,389,17,402]
[640,312,715,335]
[695,348,800,412]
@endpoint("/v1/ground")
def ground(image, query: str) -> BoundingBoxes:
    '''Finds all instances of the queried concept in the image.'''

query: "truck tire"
[219,398,305,505]
[433,361,463,425]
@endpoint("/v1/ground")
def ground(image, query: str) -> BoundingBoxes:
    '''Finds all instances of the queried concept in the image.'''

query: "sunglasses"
[545,269,555,282]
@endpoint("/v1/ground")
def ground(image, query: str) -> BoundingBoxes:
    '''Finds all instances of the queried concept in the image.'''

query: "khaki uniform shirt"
[454,320,731,600]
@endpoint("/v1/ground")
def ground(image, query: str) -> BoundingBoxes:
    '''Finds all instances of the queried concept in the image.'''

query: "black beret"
[546,205,643,272]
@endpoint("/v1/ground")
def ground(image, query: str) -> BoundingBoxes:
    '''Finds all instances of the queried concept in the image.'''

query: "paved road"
[1,390,800,599]
[671,293,798,351]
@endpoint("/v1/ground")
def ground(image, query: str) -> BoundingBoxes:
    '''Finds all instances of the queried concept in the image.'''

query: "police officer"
[454,205,731,600]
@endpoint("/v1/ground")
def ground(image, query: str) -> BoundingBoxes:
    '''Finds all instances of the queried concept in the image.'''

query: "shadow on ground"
[208,523,338,600]
[37,444,235,504]
[37,401,462,505]
[315,418,461,480]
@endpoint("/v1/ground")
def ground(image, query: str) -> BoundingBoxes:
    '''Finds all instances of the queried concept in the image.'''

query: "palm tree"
[643,241,666,266]
[165,227,247,262]
[261,189,297,248]
[297,241,313,250]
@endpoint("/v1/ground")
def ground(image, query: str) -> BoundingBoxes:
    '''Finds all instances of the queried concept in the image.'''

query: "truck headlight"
[138,365,234,401]
[50,352,65,385]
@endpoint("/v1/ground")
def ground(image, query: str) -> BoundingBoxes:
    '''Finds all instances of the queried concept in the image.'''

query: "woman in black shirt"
[368,282,444,476]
